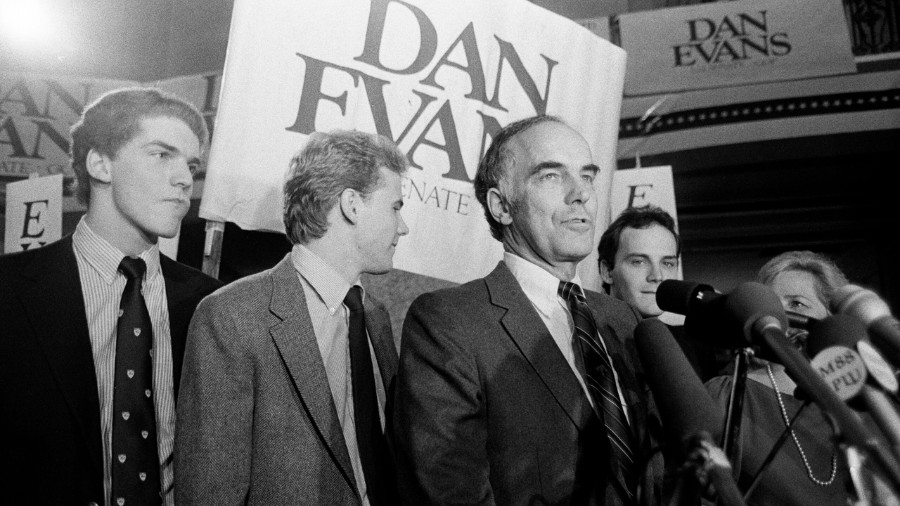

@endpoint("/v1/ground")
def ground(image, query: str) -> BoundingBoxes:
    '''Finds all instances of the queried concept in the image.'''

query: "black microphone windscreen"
[806,314,868,357]
[656,280,716,315]
[723,282,789,342]
[786,311,816,331]
[635,318,725,446]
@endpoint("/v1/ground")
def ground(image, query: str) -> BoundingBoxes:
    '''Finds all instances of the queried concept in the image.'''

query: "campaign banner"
[152,73,223,153]
[0,74,135,181]
[200,0,626,284]
[4,174,63,253]
[619,0,856,96]
[610,165,678,222]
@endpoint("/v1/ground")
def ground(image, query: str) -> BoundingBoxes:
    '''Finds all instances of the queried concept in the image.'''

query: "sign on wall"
[610,165,678,222]
[619,0,856,96]
[201,0,626,284]
[4,174,63,253]
[0,75,135,181]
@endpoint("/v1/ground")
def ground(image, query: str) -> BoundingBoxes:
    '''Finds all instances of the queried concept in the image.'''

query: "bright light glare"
[0,0,59,49]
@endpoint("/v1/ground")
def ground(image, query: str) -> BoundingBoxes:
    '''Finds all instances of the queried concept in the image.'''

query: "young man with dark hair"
[0,87,222,505]
[598,205,680,318]
[598,205,718,381]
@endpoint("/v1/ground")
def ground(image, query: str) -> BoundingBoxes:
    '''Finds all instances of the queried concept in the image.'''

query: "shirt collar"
[504,251,583,309]
[290,243,360,312]
[72,217,161,284]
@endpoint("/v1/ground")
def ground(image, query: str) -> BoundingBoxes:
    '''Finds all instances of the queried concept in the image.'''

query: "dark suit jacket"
[0,235,222,505]
[391,262,663,506]
[175,254,398,505]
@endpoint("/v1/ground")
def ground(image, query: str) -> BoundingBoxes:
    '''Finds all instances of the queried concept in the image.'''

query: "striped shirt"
[290,244,385,506]
[72,218,176,506]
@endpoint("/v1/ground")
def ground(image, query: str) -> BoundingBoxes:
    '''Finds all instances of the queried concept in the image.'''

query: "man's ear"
[339,188,361,224]
[85,149,112,183]
[599,259,614,285]
[486,188,513,226]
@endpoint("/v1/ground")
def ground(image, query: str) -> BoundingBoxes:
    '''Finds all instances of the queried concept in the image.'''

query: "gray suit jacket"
[175,254,398,505]
[392,262,663,506]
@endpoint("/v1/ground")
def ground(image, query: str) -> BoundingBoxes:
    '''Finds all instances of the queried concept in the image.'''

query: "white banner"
[0,74,136,181]
[201,0,626,284]
[5,174,63,253]
[610,165,678,221]
[619,0,856,96]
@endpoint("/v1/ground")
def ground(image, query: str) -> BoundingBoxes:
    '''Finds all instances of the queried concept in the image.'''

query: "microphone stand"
[722,348,753,477]
[668,433,748,506]
[755,319,900,492]
[845,444,900,506]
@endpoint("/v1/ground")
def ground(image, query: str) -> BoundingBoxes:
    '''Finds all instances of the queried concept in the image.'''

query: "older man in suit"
[392,116,662,505]
[175,130,408,505]
[0,88,221,505]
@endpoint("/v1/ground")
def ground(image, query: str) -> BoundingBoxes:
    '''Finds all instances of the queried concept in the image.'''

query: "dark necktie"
[112,257,161,506]
[559,281,638,502]
[344,286,394,505]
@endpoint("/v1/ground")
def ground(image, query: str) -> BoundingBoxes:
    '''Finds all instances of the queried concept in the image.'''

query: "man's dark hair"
[474,115,565,241]
[70,87,209,205]
[598,205,681,285]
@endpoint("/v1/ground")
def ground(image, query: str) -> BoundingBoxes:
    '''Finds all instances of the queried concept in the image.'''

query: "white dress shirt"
[290,244,385,506]
[72,218,176,506]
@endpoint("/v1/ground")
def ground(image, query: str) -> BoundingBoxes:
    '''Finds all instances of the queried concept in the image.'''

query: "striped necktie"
[559,281,638,502]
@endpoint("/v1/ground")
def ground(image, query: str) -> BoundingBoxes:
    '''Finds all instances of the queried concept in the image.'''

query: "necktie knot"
[558,280,585,305]
[119,256,147,281]
[344,285,364,312]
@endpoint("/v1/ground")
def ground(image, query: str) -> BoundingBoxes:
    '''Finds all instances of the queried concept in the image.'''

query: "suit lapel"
[588,293,647,444]
[160,255,191,401]
[486,263,594,431]
[266,256,357,490]
[363,295,397,392]
[19,237,104,478]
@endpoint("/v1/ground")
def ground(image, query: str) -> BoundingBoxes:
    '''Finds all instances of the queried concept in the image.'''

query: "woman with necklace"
[706,251,851,506]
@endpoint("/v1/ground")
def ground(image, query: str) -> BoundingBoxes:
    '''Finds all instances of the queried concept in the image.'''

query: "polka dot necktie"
[558,281,638,502]
[344,286,394,506]
[112,257,160,506]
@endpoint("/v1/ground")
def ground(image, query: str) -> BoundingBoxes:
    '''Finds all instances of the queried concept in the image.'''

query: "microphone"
[786,311,817,331]
[658,280,900,488]
[655,280,718,316]
[635,319,745,506]
[657,281,791,362]
[635,318,724,442]
[832,285,900,368]
[657,280,759,348]
[746,305,900,490]
[806,315,900,459]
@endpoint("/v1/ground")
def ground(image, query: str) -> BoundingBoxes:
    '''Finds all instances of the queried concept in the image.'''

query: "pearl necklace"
[766,364,838,486]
